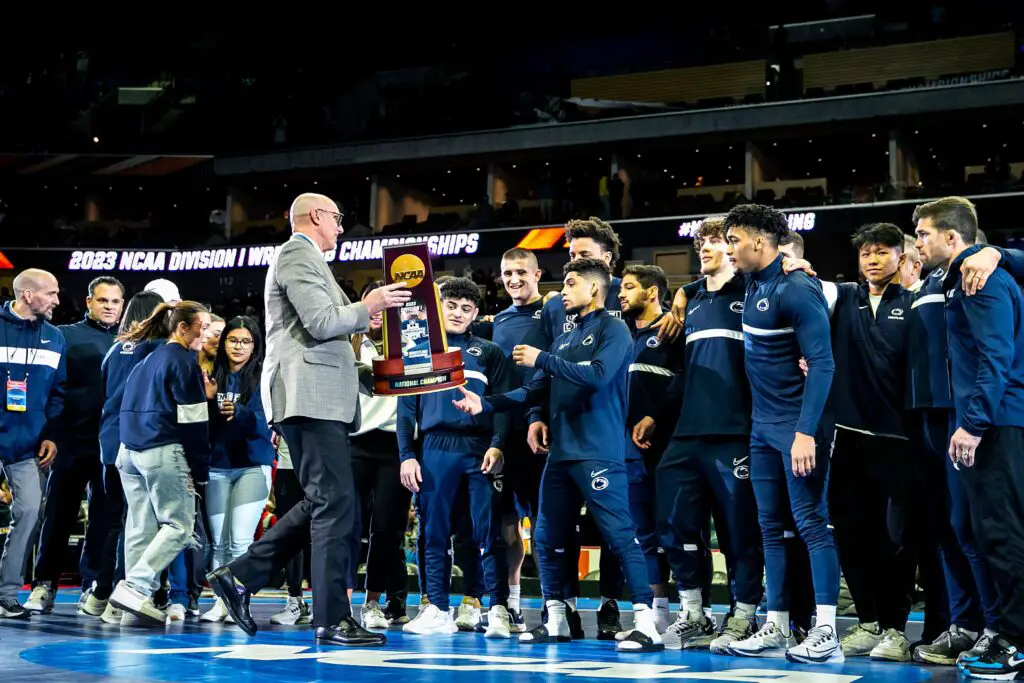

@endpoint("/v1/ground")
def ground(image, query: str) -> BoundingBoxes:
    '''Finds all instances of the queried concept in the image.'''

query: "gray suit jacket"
[260,234,370,426]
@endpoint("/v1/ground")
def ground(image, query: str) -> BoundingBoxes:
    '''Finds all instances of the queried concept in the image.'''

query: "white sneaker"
[870,628,910,662]
[109,581,166,625]
[840,623,883,656]
[25,585,54,614]
[270,597,312,625]
[200,597,229,623]
[361,601,391,629]
[728,621,797,658]
[78,589,108,617]
[120,611,141,627]
[455,603,481,632]
[404,604,458,635]
[484,605,512,639]
[659,613,714,650]
[786,625,844,664]
[165,604,187,624]
[100,604,123,624]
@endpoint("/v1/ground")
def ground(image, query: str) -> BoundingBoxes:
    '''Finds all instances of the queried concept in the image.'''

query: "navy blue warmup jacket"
[0,302,66,465]
[58,314,116,448]
[487,308,633,464]
[944,245,1024,436]
[672,275,752,438]
[396,332,511,463]
[209,371,275,470]
[120,342,212,481]
[829,281,913,438]
[492,298,552,432]
[541,276,622,340]
[906,246,1024,411]
[99,338,164,465]
[742,255,834,436]
[626,313,684,459]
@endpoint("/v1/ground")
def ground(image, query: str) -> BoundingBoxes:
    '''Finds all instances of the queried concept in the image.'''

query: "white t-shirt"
[869,293,882,315]
[351,338,397,436]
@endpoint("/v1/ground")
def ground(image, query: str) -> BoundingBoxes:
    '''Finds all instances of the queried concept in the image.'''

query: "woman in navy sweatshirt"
[199,316,275,623]
[108,300,213,625]
[92,290,164,622]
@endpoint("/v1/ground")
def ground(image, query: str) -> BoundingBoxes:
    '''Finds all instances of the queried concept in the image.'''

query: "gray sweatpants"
[0,458,45,600]
[117,443,196,598]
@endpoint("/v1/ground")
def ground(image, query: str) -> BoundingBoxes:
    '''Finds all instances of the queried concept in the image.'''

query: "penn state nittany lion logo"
[120,341,136,354]
[466,346,482,357]
[756,298,770,312]
[646,336,661,348]
[730,301,744,314]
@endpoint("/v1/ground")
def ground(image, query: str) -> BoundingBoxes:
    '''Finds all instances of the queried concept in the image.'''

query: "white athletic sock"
[565,597,577,612]
[735,602,757,621]
[632,603,659,638]
[653,597,669,612]
[508,585,521,612]
[816,604,837,632]
[984,628,999,638]
[545,599,567,635]
[600,596,613,608]
[681,588,702,621]
[768,610,791,635]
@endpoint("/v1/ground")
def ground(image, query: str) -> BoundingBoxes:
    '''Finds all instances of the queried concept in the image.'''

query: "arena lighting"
[677,211,818,239]
[65,232,481,272]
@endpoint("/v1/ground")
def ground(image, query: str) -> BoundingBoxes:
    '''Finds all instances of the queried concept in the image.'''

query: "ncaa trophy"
[371,243,466,395]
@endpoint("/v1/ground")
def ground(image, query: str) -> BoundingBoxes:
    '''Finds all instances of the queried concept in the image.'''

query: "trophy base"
[372,349,466,396]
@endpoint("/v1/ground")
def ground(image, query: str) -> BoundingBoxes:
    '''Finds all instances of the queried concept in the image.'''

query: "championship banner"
[371,244,465,396]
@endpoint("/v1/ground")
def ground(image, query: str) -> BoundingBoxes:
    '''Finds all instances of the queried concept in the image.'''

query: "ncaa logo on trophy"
[371,243,466,396]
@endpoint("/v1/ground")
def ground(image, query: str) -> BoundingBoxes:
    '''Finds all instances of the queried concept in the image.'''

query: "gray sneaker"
[913,625,976,666]
[661,614,714,650]
[710,615,758,655]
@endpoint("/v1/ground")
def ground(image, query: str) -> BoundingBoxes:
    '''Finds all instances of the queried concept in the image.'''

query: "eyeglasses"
[316,208,344,227]
[225,338,254,348]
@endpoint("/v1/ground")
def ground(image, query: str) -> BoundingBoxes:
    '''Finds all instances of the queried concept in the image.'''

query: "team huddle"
[400,197,1024,679]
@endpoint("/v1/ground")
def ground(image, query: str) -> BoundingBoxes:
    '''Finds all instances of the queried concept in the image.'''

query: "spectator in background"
[0,269,65,620]
[25,276,124,617]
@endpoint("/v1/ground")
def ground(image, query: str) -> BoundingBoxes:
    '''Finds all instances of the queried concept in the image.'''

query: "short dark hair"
[439,276,481,309]
[779,230,805,258]
[622,264,669,301]
[501,248,538,270]
[564,217,621,266]
[724,204,790,247]
[88,276,124,298]
[563,257,612,296]
[434,274,454,291]
[851,223,905,252]
[912,196,978,244]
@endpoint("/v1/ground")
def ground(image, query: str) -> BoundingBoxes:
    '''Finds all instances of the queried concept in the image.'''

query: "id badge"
[6,378,27,412]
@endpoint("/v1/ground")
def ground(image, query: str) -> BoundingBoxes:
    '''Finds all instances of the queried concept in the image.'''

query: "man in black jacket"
[24,276,123,616]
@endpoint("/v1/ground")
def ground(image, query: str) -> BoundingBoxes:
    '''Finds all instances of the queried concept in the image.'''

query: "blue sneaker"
[960,636,1024,679]
[508,607,527,633]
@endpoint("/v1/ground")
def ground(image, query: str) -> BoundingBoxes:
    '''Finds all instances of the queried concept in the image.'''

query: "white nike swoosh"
[732,457,749,466]
[590,468,608,478]
[858,305,868,310]
[41,340,51,344]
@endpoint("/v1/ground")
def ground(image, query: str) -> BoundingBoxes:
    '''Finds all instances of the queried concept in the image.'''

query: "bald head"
[288,192,343,252]
[12,268,60,321]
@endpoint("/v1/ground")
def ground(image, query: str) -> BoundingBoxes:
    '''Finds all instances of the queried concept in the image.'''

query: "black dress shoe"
[316,616,388,647]
[207,567,257,637]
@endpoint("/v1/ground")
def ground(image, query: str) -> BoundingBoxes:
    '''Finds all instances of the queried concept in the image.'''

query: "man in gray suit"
[209,193,410,646]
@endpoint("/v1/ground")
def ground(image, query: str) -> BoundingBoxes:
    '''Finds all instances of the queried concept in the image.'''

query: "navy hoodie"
[944,245,1024,435]
[626,313,684,460]
[99,338,164,465]
[58,314,117,448]
[0,302,66,465]
[209,371,275,469]
[491,298,552,432]
[397,332,510,462]
[487,308,632,464]
[120,342,211,481]
[671,274,752,438]
[742,255,834,436]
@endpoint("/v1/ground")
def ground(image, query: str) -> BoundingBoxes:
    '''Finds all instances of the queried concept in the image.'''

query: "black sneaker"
[0,598,30,619]
[913,625,977,666]
[384,601,409,626]
[959,635,1024,678]
[568,605,585,640]
[959,633,996,668]
[596,600,622,640]
[508,607,527,633]
[186,594,201,618]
